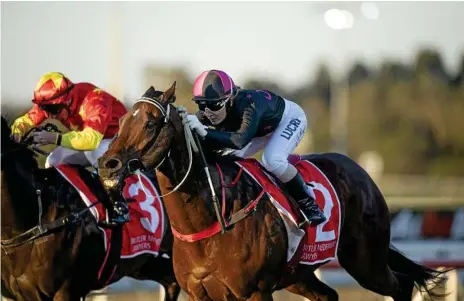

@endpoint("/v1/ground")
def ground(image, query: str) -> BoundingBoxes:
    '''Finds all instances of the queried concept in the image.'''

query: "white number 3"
[128,182,160,233]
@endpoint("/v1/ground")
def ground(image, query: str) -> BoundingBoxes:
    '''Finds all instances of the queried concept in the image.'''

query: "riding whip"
[192,132,229,234]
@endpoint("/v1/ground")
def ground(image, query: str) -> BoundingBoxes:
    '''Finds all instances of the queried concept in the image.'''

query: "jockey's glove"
[176,106,188,118]
[184,114,207,137]
[33,131,62,146]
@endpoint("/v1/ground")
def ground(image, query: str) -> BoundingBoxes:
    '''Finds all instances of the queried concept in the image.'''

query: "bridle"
[122,96,200,199]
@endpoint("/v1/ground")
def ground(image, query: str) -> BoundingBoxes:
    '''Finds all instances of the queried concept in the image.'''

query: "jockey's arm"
[60,93,112,151]
[11,104,47,140]
[204,102,260,150]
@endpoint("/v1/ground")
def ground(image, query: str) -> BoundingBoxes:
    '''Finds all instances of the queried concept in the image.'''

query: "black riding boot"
[103,188,131,225]
[283,172,326,227]
[111,200,130,225]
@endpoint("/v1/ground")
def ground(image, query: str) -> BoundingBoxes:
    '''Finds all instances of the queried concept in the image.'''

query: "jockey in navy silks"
[178,69,326,226]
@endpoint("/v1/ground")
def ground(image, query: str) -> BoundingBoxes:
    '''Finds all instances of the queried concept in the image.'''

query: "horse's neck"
[0,163,41,238]
[156,140,218,235]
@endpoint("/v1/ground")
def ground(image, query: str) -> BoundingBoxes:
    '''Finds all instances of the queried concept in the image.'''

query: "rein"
[0,143,97,250]
[1,201,97,249]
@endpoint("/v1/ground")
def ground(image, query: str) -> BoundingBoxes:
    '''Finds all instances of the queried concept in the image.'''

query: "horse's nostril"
[104,158,123,171]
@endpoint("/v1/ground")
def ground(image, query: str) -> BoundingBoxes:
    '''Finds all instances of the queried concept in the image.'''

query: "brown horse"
[0,116,180,301]
[98,83,448,301]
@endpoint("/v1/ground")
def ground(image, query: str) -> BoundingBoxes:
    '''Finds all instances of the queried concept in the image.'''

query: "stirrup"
[98,220,121,228]
[297,208,326,228]
[298,219,309,228]
[100,213,130,227]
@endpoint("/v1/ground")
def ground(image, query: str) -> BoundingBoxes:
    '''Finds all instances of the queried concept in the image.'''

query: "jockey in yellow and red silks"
[10,72,130,224]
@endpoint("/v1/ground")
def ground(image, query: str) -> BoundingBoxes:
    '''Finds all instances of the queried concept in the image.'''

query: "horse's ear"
[162,81,176,104]
[142,86,157,99]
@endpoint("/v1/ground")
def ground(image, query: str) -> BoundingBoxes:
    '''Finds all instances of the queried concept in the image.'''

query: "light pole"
[323,8,353,155]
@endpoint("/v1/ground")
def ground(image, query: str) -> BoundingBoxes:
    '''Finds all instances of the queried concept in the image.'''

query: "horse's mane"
[204,149,244,166]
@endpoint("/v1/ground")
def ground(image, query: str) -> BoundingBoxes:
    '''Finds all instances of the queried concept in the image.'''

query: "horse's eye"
[146,121,157,131]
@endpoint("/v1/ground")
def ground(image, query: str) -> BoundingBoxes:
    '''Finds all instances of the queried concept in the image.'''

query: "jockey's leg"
[45,147,87,168]
[83,139,112,168]
[230,134,271,158]
[261,99,326,227]
[84,138,130,225]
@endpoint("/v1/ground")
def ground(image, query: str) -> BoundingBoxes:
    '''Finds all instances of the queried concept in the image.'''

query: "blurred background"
[1,1,463,300]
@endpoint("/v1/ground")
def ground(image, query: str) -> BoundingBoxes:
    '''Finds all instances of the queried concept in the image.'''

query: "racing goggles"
[197,99,228,112]
[39,103,67,115]
[195,89,237,112]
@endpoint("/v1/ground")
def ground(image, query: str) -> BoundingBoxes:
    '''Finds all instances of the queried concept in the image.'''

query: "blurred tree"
[347,80,378,159]
[348,62,372,87]
[414,49,450,83]
[310,64,332,107]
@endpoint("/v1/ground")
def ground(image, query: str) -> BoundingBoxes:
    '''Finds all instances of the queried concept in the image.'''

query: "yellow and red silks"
[11,82,127,151]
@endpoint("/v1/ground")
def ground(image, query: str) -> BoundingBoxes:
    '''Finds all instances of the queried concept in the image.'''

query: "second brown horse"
[98,83,447,301]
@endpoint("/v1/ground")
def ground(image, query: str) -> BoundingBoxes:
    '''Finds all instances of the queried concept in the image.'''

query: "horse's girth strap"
[216,162,267,226]
[226,189,266,225]
[223,167,244,188]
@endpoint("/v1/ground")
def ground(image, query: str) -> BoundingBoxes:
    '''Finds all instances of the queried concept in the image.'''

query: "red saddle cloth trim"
[55,165,166,259]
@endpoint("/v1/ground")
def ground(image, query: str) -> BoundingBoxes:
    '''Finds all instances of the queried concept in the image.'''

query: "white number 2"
[307,181,335,242]
[128,182,159,233]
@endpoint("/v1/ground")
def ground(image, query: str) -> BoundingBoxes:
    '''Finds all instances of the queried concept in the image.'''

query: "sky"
[1,1,464,104]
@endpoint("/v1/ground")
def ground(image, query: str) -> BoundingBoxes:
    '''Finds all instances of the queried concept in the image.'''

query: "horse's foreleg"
[285,271,338,301]
[53,291,81,301]
[53,282,81,301]
[160,282,181,301]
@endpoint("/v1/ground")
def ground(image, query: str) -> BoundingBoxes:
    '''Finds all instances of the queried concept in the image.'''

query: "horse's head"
[98,82,183,188]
